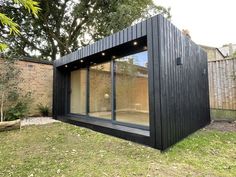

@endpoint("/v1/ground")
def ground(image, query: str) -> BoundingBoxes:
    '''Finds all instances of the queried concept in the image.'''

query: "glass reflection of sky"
[131,51,148,67]
[121,51,148,67]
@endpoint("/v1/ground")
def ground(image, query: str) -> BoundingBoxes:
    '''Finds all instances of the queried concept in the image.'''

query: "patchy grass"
[0,122,235,177]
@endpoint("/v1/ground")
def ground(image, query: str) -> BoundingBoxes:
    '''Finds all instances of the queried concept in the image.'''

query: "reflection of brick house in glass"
[53,15,210,150]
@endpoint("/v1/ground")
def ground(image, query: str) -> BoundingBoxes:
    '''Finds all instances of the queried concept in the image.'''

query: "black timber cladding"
[53,14,210,150]
[156,15,210,149]
[54,20,147,67]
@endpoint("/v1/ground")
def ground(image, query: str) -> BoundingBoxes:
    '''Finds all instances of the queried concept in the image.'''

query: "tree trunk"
[0,92,4,122]
[0,119,21,132]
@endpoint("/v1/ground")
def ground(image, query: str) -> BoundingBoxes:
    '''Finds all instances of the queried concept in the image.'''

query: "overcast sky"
[153,0,236,47]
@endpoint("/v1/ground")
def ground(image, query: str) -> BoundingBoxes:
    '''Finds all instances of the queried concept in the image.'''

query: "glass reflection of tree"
[116,56,139,111]
[90,63,111,113]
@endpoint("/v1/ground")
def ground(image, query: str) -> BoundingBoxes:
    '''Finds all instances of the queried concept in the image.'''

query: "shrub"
[37,104,50,117]
[5,101,29,121]
[0,58,32,122]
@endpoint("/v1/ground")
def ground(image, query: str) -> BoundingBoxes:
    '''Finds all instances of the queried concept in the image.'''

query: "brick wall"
[0,58,53,116]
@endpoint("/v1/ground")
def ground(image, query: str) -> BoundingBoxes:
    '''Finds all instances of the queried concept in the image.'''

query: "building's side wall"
[0,59,53,116]
[215,50,225,60]
[156,16,211,150]
[201,47,224,61]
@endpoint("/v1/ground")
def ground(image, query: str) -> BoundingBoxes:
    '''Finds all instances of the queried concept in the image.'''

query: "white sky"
[153,0,236,47]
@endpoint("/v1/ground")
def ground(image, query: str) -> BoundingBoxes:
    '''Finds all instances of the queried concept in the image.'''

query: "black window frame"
[67,41,150,131]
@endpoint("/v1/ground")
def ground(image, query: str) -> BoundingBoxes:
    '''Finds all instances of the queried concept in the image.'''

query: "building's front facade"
[53,15,210,150]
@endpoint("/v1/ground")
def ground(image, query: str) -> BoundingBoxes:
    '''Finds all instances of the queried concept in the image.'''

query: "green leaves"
[0,0,40,34]
[12,0,41,18]
[0,0,40,53]
[1,0,170,60]
[0,13,20,35]
[37,103,50,117]
[0,43,8,52]
[5,101,29,121]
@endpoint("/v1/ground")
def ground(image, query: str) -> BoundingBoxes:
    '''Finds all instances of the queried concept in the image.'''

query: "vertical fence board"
[208,58,236,110]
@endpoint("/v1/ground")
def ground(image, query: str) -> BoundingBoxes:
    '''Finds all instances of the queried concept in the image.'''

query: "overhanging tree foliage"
[0,0,170,60]
[0,0,40,51]
[0,0,39,122]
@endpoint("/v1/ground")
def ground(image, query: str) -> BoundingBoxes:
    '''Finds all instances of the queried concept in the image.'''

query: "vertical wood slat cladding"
[132,24,137,39]
[53,14,210,150]
[156,15,210,149]
[137,23,142,38]
[53,67,67,117]
[148,16,162,149]
[52,66,57,119]
[54,23,147,67]
[147,17,156,147]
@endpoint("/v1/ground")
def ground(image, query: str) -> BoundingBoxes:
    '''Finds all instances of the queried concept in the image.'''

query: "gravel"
[21,117,59,126]
[21,117,236,132]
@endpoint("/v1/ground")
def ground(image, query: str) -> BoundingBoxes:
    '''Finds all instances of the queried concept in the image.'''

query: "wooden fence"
[208,58,236,110]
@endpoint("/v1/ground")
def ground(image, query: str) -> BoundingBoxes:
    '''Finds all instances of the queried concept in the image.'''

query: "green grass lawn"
[0,122,235,177]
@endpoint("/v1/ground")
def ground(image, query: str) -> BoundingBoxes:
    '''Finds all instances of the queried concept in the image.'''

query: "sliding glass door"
[89,62,112,119]
[115,51,149,126]
[69,50,149,127]
[70,69,87,114]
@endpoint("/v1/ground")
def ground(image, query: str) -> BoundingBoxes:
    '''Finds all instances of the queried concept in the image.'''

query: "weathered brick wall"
[0,58,53,116]
[17,60,53,116]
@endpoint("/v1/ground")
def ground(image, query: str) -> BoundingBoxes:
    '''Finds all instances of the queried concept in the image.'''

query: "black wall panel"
[53,66,68,117]
[155,15,210,149]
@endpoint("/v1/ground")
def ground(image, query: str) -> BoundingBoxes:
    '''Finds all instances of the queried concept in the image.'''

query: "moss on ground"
[0,122,235,177]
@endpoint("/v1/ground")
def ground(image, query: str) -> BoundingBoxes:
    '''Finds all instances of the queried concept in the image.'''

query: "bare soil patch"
[207,121,236,132]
